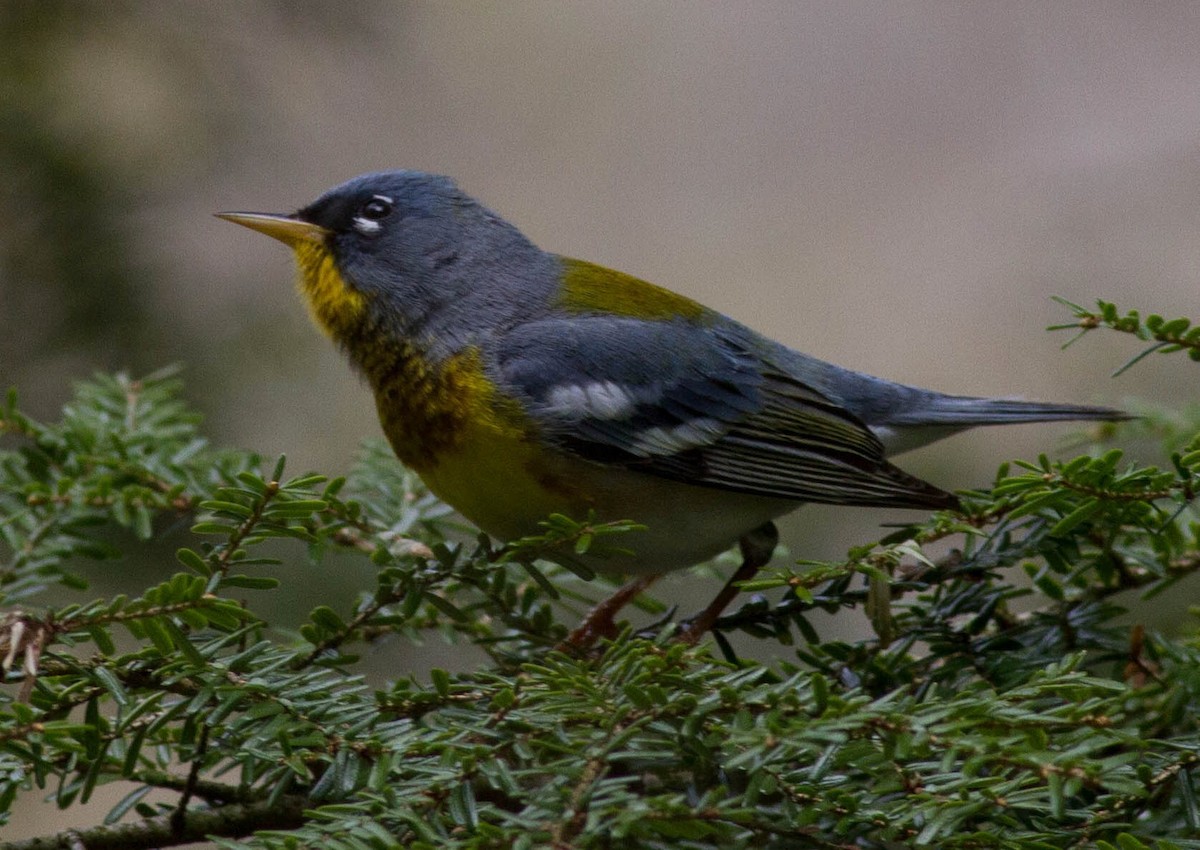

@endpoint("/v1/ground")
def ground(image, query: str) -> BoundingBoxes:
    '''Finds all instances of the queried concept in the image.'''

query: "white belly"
[512,462,798,576]
[417,427,799,576]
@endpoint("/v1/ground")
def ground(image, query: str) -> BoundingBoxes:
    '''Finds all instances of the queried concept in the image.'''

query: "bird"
[218,170,1126,646]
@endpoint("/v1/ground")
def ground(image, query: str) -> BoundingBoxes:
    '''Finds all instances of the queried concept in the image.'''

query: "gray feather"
[496,315,962,510]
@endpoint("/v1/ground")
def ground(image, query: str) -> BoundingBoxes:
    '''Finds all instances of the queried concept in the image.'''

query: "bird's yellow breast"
[417,421,589,540]
[371,347,595,540]
[370,346,521,470]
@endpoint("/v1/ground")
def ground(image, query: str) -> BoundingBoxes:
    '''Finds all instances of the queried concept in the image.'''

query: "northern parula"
[219,171,1125,644]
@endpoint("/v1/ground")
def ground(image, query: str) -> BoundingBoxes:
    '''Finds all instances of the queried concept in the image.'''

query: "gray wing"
[493,317,958,510]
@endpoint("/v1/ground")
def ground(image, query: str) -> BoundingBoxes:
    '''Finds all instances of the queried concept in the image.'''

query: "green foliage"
[1051,297,1200,371]
[1,302,1199,849]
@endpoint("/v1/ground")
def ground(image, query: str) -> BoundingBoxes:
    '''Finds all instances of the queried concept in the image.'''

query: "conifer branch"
[0,795,308,850]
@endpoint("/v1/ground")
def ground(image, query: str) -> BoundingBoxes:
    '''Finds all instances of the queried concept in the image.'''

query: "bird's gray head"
[296,170,554,337]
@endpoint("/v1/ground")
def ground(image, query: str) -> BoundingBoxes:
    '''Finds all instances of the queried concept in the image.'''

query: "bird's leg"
[560,574,660,651]
[676,521,779,646]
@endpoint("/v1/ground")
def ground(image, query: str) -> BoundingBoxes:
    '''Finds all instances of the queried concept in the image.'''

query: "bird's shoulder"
[551,256,712,323]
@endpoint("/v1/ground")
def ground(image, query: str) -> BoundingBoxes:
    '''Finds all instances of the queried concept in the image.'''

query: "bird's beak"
[215,212,331,246]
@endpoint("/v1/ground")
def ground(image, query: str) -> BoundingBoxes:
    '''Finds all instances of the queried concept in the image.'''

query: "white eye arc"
[352,194,394,235]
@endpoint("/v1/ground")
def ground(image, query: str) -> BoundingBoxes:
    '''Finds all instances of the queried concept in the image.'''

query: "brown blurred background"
[5,0,1198,629]
[4,0,1199,839]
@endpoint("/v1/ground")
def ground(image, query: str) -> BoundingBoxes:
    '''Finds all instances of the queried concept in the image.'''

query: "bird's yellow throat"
[287,239,531,481]
[290,240,368,340]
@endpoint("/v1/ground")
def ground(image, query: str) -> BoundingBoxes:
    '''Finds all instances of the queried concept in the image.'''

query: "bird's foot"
[674,522,779,646]
[558,574,658,652]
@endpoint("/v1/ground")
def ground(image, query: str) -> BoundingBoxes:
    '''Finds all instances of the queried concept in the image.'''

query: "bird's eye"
[360,196,393,220]
[351,195,394,235]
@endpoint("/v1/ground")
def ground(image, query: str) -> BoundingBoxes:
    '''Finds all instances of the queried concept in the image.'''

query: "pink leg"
[559,571,662,653]
[676,523,779,646]
[560,574,660,650]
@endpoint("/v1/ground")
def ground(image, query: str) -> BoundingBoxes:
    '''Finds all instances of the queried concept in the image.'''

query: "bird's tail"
[869,394,1129,455]
[887,395,1130,428]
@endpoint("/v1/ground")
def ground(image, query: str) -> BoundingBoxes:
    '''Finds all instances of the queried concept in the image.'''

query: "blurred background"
[4,0,1199,838]
[5,1,1200,629]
